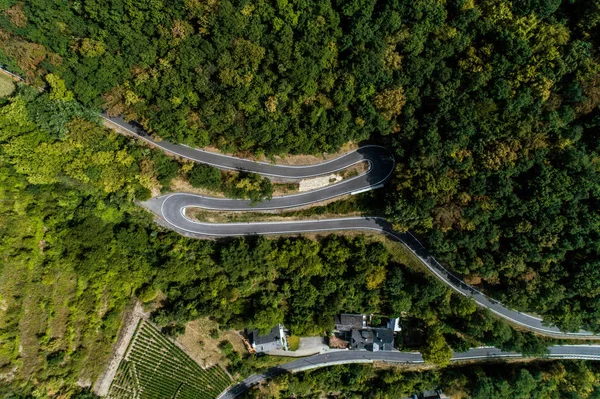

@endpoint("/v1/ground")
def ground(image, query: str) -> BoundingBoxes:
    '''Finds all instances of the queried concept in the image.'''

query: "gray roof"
[249,325,284,352]
[422,389,442,399]
[349,328,395,351]
[335,314,366,331]
[350,329,373,350]
[373,328,394,351]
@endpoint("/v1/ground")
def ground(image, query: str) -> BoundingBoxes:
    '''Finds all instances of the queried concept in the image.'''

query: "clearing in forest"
[106,320,231,399]
[0,73,15,97]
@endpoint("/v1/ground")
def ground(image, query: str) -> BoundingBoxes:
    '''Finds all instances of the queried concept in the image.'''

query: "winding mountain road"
[104,115,595,339]
[2,66,597,399]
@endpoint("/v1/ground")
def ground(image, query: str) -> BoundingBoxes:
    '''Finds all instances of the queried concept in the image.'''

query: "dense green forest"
[2,0,600,396]
[240,360,600,399]
[1,0,599,332]
[0,88,556,396]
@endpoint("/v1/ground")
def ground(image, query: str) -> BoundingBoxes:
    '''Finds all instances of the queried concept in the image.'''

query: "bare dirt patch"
[329,335,348,349]
[299,173,342,192]
[464,275,482,285]
[340,161,368,178]
[272,182,299,196]
[176,318,247,368]
[298,162,367,192]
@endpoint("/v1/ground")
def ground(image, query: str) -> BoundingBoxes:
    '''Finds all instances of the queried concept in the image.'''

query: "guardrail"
[0,65,24,81]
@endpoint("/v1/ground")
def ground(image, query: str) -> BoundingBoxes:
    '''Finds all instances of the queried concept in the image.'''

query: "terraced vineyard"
[107,320,231,399]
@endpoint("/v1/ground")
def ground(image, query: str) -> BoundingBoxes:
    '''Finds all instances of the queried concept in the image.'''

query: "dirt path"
[92,301,149,396]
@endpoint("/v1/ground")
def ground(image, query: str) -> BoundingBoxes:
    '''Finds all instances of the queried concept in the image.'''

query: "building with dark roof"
[372,328,394,351]
[350,329,374,350]
[333,313,398,352]
[349,328,394,351]
[334,314,367,331]
[248,324,288,353]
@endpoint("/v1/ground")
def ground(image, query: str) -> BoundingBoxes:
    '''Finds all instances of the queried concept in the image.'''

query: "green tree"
[189,164,222,190]
[421,326,453,367]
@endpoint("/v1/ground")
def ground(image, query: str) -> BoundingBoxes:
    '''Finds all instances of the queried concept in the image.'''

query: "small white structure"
[387,317,402,332]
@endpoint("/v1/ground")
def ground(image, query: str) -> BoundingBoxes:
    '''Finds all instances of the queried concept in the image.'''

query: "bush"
[287,335,300,351]
[151,151,179,189]
[189,164,222,190]
[46,351,66,367]
[137,285,158,303]
[219,341,234,356]
[222,172,273,203]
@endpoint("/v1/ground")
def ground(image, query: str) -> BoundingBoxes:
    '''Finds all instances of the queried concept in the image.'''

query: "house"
[333,313,399,351]
[334,314,367,331]
[248,324,288,353]
[349,329,373,350]
[349,328,394,351]
[387,317,401,332]
[372,328,394,351]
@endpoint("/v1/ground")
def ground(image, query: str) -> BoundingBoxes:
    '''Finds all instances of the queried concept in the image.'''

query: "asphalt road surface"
[104,115,394,181]
[105,115,596,339]
[218,345,600,399]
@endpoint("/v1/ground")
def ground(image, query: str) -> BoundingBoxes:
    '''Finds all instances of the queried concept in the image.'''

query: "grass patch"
[187,208,364,223]
[287,335,300,351]
[0,73,15,98]
[272,182,298,195]
[176,318,247,369]
[380,237,430,273]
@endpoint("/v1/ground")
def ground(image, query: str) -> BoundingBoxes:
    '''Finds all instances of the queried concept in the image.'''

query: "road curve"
[218,345,600,399]
[104,115,394,181]
[105,115,595,338]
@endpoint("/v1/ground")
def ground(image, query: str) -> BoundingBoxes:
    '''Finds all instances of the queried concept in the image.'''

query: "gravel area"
[299,174,342,192]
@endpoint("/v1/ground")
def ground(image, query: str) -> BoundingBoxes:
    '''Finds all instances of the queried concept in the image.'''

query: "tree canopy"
[1,0,599,331]
[240,360,600,399]
[1,0,600,396]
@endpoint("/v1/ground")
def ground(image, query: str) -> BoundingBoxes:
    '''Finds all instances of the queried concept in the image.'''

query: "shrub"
[137,285,158,303]
[189,164,222,190]
[287,335,300,351]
